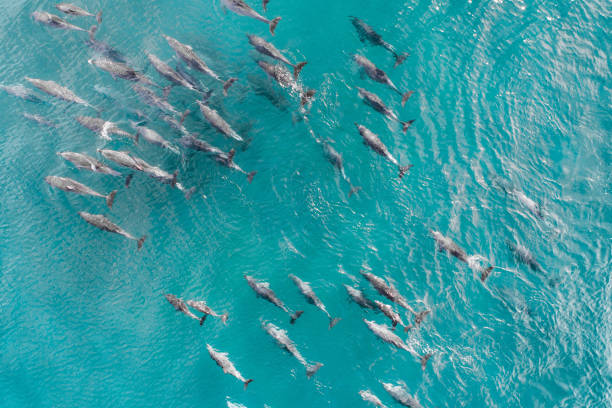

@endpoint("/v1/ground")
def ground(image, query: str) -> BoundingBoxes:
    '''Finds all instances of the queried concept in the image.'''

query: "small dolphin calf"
[289,274,340,328]
[206,344,253,389]
[221,0,281,35]
[431,230,493,281]
[245,275,303,323]
[2,84,44,103]
[147,53,199,94]
[23,113,56,128]
[32,11,86,31]
[78,212,146,249]
[164,294,199,321]
[196,101,244,142]
[262,320,323,378]
[363,319,431,369]
[506,240,541,272]
[89,57,156,87]
[350,17,408,67]
[360,270,415,314]
[87,26,126,63]
[24,77,96,110]
[58,151,121,177]
[354,55,412,106]
[130,122,179,153]
[186,300,228,325]
[46,176,117,208]
[257,60,315,107]
[55,3,101,22]
[381,382,422,408]
[163,35,237,95]
[345,284,376,310]
[76,116,134,141]
[248,35,306,79]
[374,300,410,332]
[355,123,412,178]
[357,87,414,133]
[359,390,388,408]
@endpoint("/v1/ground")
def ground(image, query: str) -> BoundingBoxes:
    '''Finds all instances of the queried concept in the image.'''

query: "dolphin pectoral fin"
[306,363,323,378]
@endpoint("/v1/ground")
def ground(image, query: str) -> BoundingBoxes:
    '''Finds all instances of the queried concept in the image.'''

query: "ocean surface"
[0,0,610,407]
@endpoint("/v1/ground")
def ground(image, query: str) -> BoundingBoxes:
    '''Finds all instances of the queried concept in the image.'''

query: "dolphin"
[89,57,156,87]
[132,84,189,119]
[431,230,494,282]
[247,34,306,79]
[363,319,432,369]
[355,123,413,178]
[373,300,410,332]
[58,151,121,177]
[1,84,44,103]
[350,17,409,67]
[359,390,388,408]
[87,26,126,63]
[360,270,416,314]
[245,275,303,323]
[261,320,323,378]
[256,60,315,107]
[164,294,199,321]
[138,164,196,199]
[147,53,200,94]
[130,122,179,153]
[506,240,541,272]
[32,11,86,31]
[221,0,281,35]
[289,274,340,328]
[344,284,376,310]
[76,116,134,141]
[162,113,190,136]
[381,383,422,408]
[162,35,237,95]
[196,100,244,142]
[354,55,412,106]
[23,113,56,128]
[175,63,211,95]
[24,77,96,110]
[55,3,101,22]
[357,87,414,133]
[78,212,146,249]
[206,344,253,389]
[98,149,149,172]
[322,141,361,196]
[186,300,228,325]
[491,175,544,218]
[45,176,117,208]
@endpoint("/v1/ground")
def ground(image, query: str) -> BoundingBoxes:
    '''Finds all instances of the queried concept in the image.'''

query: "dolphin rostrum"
[245,275,303,323]
[46,176,116,208]
[355,123,413,178]
[186,300,229,325]
[350,17,409,67]
[206,344,253,389]
[357,87,414,133]
[221,0,281,35]
[248,34,306,79]
[354,55,412,106]
[78,212,146,249]
[289,274,340,328]
[164,294,199,321]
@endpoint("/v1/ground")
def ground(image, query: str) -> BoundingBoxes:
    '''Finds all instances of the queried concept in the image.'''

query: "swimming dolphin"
[363,319,432,369]
[318,136,360,196]
[373,300,410,332]
[138,163,196,199]
[186,300,228,325]
[76,116,134,141]
[58,151,121,177]
[164,294,199,321]
[206,344,253,389]
[46,176,117,208]
[55,3,101,22]
[78,212,146,249]
[381,382,422,408]
[23,113,56,128]
[354,55,412,106]
[162,35,237,95]
[32,11,86,31]
[256,60,315,107]
[1,84,44,103]
[355,123,413,178]
[491,176,544,218]
[89,57,156,87]
[506,240,541,272]
[196,100,244,142]
[245,275,303,323]
[360,270,416,314]
[357,87,414,133]
[131,84,189,119]
[130,122,179,153]
[261,320,323,378]
[162,113,190,136]
[174,63,211,95]
[87,26,126,63]
[247,34,306,79]
[221,0,281,35]
[359,390,388,408]
[24,77,96,110]
[350,17,408,67]
[345,284,376,310]
[147,53,200,94]
[98,149,148,173]
[289,274,340,328]
[431,230,494,281]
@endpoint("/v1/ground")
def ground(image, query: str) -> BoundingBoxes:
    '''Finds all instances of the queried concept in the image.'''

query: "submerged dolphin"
[355,123,412,178]
[32,11,86,31]
[381,382,422,408]
[164,294,199,321]
[261,320,323,378]
[357,87,414,133]
[289,274,340,328]
[24,77,96,110]
[58,151,121,177]
[247,34,306,79]
[257,60,315,107]
[89,57,156,87]
[363,319,432,369]
[354,55,412,106]
[221,0,281,35]
[245,275,303,323]
[78,212,146,249]
[76,116,134,141]
[1,84,44,103]
[23,113,56,128]
[506,240,542,272]
[186,300,228,325]
[206,344,253,389]
[45,175,116,208]
[344,284,376,310]
[350,17,408,67]
[87,26,126,63]
[196,100,244,142]
[359,390,388,408]
[55,3,101,22]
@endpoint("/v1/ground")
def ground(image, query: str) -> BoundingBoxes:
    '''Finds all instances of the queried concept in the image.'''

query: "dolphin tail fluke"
[480,266,494,282]
[401,119,415,133]
[290,310,303,324]
[88,25,97,41]
[244,379,254,390]
[221,313,229,324]
[106,190,117,208]
[184,186,196,200]
[414,309,430,326]
[171,170,178,188]
[420,353,433,370]
[263,0,269,12]
[348,185,362,197]
[404,324,413,332]
[399,164,414,179]
[247,171,256,183]
[125,173,134,188]
[96,11,102,24]
[179,109,190,125]
[401,91,414,107]
[300,89,316,108]
[393,52,409,68]
[222,78,237,96]
[329,317,341,329]
[137,235,146,250]
[199,314,207,326]
[306,363,323,379]
[269,17,281,35]
[293,61,307,79]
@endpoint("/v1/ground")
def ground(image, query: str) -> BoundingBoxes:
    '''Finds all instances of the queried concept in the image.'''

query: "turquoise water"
[1,0,610,406]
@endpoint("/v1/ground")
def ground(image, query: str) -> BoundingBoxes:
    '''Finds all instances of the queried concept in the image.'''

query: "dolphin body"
[196,100,244,142]
[431,230,494,281]
[55,3,101,22]
[24,77,96,110]
[132,84,188,119]
[261,320,323,378]
[206,344,253,389]
[350,17,409,67]
[357,87,414,133]
[221,0,281,35]
[1,84,44,103]
[247,34,306,79]
[354,55,412,106]
[147,53,200,94]
[360,270,416,314]
[23,113,56,128]
[89,57,156,87]
[289,274,340,328]
[363,319,432,369]
[164,294,199,321]
[257,60,315,107]
[58,151,121,177]
[355,123,413,178]
[381,382,422,408]
[130,122,179,153]
[322,140,361,196]
[78,212,146,249]
[506,240,542,272]
[76,116,134,141]
[359,390,388,408]
[186,300,228,325]
[32,11,86,31]
[87,26,126,63]
[344,284,376,310]
[45,176,116,208]
[491,176,544,218]
[373,300,410,332]
[245,275,303,323]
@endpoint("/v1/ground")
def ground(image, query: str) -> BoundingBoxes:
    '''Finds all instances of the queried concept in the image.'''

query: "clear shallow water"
[0,0,610,407]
